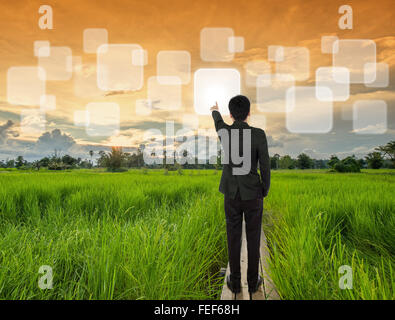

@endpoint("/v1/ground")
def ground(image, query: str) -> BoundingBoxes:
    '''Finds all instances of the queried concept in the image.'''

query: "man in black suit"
[210,95,270,296]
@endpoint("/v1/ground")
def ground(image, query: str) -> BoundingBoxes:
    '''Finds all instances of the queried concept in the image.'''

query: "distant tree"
[96,151,107,167]
[79,160,92,168]
[48,161,66,170]
[334,156,360,173]
[176,163,183,175]
[62,154,78,168]
[6,159,14,168]
[46,150,68,170]
[343,155,361,172]
[296,153,313,169]
[375,141,395,167]
[163,149,172,170]
[357,158,366,169]
[279,155,295,169]
[314,159,328,169]
[51,149,61,160]
[138,144,145,168]
[101,147,127,171]
[365,152,384,169]
[270,153,280,170]
[15,156,26,169]
[382,159,394,168]
[32,160,41,171]
[89,150,94,166]
[328,155,340,169]
[39,157,50,167]
[123,145,145,169]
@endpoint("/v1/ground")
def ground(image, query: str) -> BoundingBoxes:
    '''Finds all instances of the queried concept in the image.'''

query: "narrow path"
[220,220,280,300]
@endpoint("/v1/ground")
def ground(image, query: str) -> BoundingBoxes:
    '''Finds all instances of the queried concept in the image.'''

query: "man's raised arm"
[210,102,226,132]
[258,130,271,198]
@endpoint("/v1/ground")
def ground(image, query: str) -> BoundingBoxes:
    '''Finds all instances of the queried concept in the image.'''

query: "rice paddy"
[0,169,393,299]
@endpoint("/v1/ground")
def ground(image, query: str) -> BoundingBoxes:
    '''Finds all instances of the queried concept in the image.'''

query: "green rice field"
[0,169,393,299]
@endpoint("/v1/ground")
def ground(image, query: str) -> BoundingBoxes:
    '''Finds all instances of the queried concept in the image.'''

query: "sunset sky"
[0,0,394,161]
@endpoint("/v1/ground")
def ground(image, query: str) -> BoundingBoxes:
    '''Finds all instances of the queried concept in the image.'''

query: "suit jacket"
[212,110,271,200]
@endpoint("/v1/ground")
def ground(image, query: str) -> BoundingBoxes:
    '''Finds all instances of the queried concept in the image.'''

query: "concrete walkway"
[220,220,280,300]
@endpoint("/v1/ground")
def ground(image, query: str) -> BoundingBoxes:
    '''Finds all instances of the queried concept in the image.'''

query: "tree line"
[1,141,394,173]
[270,141,394,172]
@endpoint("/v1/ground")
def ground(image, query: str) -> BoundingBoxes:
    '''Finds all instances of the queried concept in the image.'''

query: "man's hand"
[210,102,219,112]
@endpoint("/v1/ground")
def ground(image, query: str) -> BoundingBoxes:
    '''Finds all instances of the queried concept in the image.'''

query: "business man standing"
[210,95,271,298]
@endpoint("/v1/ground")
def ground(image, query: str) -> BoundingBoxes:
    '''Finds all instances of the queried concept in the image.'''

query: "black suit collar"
[231,120,250,128]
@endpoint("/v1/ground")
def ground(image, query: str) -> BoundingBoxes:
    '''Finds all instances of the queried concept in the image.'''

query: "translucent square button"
[286,86,333,133]
[200,27,234,62]
[333,39,376,84]
[194,68,240,115]
[7,66,46,106]
[353,100,387,134]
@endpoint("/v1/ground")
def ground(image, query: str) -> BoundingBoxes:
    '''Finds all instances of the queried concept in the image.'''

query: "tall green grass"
[0,169,393,299]
[0,170,227,299]
[263,170,394,300]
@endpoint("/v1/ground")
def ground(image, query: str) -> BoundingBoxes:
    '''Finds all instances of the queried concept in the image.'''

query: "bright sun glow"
[194,68,240,115]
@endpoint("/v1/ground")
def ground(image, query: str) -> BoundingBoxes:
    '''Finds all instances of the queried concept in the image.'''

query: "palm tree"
[365,152,384,169]
[274,153,280,169]
[89,150,94,166]
[375,141,395,167]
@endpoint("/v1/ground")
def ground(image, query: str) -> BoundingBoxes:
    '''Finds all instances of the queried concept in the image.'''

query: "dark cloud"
[36,129,76,153]
[0,120,19,144]
[122,120,184,132]
[104,90,137,97]
[0,128,138,161]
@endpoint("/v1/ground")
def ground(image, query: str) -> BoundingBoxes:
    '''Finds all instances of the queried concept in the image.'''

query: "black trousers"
[224,191,263,287]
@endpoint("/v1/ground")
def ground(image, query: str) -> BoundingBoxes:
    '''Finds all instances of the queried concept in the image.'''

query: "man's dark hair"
[228,95,250,121]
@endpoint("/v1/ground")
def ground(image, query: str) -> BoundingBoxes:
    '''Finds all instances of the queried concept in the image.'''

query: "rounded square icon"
[364,62,389,88]
[256,73,295,113]
[38,46,73,81]
[228,36,244,53]
[315,67,350,102]
[132,49,148,66]
[73,57,103,98]
[85,102,120,137]
[276,47,310,81]
[200,27,234,62]
[286,86,333,133]
[244,60,271,87]
[333,39,376,84]
[97,44,144,91]
[83,28,108,54]
[157,50,191,85]
[194,68,241,115]
[268,46,284,62]
[353,100,387,134]
[7,66,46,106]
